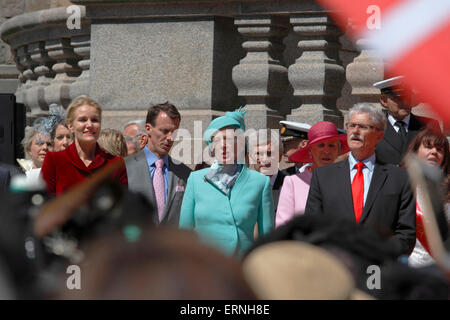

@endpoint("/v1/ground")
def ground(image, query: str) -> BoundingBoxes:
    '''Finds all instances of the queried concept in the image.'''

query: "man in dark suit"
[125,102,191,226]
[305,103,416,255]
[373,76,440,165]
[279,121,310,175]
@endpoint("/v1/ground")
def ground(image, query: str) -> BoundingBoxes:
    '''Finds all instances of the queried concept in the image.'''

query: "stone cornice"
[0,6,89,46]
[70,0,324,20]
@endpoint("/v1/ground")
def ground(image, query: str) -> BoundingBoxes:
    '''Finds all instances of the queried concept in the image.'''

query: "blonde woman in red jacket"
[41,95,127,195]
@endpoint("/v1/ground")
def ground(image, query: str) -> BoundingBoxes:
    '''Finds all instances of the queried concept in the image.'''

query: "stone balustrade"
[0,6,90,119]
[1,0,385,129]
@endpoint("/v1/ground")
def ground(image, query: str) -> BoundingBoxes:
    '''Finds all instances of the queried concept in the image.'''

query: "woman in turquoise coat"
[179,108,274,256]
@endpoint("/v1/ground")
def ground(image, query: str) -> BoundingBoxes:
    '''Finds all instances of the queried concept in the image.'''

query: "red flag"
[317,0,450,126]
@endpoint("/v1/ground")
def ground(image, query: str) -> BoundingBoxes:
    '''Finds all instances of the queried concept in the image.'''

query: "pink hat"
[288,121,349,163]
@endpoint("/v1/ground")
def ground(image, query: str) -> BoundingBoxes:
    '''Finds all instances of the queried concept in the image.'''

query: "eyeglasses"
[345,122,381,132]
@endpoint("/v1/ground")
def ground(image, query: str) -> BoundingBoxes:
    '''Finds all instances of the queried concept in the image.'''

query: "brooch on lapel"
[175,185,185,192]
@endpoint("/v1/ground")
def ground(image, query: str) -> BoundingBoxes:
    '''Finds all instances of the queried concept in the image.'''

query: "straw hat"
[288,121,349,163]
[242,241,374,300]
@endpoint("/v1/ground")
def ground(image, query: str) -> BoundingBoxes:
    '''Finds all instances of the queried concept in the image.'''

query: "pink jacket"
[275,164,313,228]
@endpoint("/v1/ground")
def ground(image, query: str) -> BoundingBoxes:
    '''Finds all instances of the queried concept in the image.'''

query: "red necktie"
[352,162,365,223]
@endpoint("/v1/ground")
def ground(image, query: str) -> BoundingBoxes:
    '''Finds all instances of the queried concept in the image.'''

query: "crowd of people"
[0,76,449,300]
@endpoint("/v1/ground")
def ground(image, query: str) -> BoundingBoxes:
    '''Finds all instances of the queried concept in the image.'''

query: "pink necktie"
[153,159,165,222]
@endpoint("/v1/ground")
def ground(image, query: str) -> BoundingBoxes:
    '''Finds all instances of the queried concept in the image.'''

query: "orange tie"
[352,162,365,223]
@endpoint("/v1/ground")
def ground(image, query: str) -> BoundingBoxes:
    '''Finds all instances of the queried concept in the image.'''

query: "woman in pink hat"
[276,121,349,227]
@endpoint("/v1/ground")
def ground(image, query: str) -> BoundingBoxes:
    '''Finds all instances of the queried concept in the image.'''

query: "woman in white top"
[18,125,53,185]
[402,128,449,267]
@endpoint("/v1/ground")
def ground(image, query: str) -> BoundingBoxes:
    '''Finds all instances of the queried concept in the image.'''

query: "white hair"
[348,103,387,131]
[124,119,145,131]
[123,119,147,138]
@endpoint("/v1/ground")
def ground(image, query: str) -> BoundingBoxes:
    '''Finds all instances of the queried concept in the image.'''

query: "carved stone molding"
[287,12,345,126]
[346,38,384,108]
[232,15,289,130]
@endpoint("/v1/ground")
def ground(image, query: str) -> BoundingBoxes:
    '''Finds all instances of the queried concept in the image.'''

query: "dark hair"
[403,127,449,175]
[145,102,181,126]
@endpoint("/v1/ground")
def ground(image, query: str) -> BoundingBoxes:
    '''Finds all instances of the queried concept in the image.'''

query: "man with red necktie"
[305,103,416,255]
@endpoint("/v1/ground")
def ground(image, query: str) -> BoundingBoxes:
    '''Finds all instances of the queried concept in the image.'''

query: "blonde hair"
[66,95,102,127]
[98,128,128,157]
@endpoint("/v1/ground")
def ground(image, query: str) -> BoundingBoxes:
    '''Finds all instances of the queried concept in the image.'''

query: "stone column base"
[244,105,285,131]
[287,104,343,128]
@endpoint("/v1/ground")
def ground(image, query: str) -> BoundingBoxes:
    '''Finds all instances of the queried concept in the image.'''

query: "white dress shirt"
[388,113,411,133]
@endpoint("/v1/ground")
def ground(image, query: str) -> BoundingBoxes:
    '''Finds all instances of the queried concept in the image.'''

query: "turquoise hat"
[203,106,247,145]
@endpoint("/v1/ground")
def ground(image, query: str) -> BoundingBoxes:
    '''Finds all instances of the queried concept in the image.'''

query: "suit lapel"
[383,120,404,153]
[272,170,286,190]
[405,114,421,146]
[137,150,156,206]
[336,160,355,221]
[229,165,250,207]
[161,170,175,220]
[360,162,388,223]
[161,157,180,222]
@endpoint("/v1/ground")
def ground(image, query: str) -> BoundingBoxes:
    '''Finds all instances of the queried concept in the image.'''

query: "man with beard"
[374,76,440,165]
[125,102,191,226]
[305,103,416,255]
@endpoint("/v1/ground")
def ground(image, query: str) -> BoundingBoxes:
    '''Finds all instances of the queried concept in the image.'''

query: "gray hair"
[21,126,37,159]
[124,134,138,150]
[348,103,387,131]
[123,119,147,138]
[124,119,145,132]
[21,125,51,159]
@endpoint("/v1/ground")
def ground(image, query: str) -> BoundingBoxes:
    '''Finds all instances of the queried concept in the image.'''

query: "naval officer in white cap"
[373,76,440,165]
[279,121,311,175]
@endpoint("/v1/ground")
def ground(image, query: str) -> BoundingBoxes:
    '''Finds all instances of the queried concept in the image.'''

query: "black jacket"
[305,158,416,255]
[272,170,287,212]
[375,114,440,165]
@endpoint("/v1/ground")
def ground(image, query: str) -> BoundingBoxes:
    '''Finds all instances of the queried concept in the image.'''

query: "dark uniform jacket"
[375,114,440,165]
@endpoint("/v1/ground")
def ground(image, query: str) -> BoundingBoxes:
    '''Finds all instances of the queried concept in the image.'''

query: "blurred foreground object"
[0,159,154,299]
[35,159,128,238]
[247,214,449,299]
[405,154,450,277]
[243,241,372,300]
[0,180,50,299]
[58,228,257,299]
[317,0,450,125]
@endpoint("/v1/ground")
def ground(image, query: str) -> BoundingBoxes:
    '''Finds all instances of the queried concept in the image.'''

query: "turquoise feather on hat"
[203,106,247,145]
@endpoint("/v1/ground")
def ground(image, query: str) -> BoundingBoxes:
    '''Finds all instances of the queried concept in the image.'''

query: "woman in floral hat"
[276,121,349,227]
[179,107,274,257]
